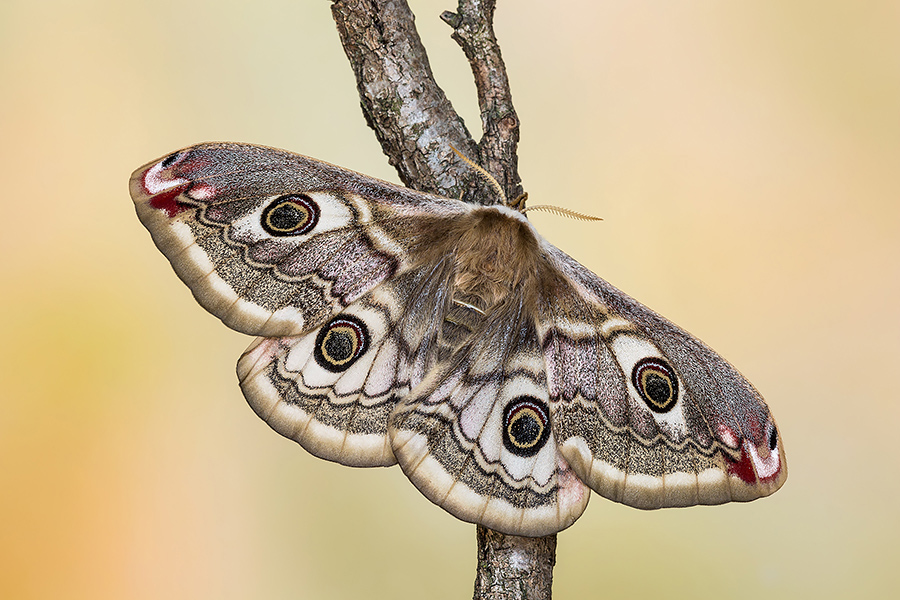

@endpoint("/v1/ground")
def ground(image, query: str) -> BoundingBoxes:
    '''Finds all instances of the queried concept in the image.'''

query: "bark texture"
[330,1,554,598]
[473,525,557,600]
[441,0,522,202]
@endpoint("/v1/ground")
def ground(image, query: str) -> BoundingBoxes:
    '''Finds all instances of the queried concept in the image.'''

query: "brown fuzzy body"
[448,209,541,310]
[400,207,550,356]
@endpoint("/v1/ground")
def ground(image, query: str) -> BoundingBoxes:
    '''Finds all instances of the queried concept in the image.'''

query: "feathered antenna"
[522,205,603,221]
[449,145,507,205]
[449,145,602,221]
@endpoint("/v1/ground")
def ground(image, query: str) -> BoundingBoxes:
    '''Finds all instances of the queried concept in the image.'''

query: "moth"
[130,142,786,537]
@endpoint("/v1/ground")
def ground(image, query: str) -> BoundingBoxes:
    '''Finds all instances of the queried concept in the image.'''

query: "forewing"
[129,142,468,337]
[539,244,786,509]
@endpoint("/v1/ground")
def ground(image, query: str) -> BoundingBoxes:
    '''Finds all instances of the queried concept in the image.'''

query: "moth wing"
[129,142,468,337]
[539,244,786,509]
[389,301,590,537]
[235,233,467,467]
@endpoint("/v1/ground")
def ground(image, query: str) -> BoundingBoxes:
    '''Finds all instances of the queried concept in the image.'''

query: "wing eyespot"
[262,194,320,236]
[632,357,679,413]
[314,315,369,373]
[502,397,550,457]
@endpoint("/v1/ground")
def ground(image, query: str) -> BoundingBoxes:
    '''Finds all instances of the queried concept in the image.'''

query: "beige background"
[2,1,898,598]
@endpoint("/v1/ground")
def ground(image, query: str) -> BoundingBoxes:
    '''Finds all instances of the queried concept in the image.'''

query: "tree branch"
[474,525,556,600]
[442,0,522,202]
[329,1,555,598]
[331,0,479,201]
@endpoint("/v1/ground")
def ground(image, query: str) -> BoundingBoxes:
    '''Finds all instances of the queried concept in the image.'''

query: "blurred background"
[1,1,898,598]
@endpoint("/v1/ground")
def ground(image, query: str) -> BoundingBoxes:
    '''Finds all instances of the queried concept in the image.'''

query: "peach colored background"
[2,1,897,598]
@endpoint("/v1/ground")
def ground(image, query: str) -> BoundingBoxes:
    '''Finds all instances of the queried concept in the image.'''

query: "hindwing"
[390,295,589,536]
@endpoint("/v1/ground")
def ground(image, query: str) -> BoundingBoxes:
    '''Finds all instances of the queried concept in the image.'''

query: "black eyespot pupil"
[269,203,307,230]
[644,374,671,404]
[632,357,679,413]
[313,316,369,373]
[510,413,540,445]
[502,397,550,457]
[262,194,319,236]
[768,426,778,451]
[323,330,354,362]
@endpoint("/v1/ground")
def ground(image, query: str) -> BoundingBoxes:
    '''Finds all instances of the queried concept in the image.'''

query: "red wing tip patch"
[728,439,783,485]
[141,156,192,217]
[718,422,783,486]
[146,185,192,217]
